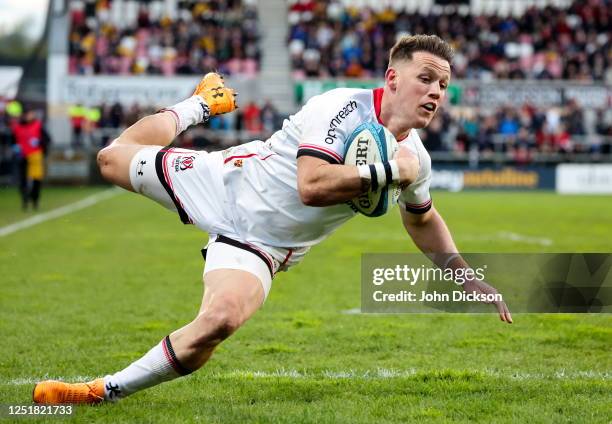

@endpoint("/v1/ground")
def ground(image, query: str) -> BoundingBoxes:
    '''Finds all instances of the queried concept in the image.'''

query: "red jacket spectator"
[242,102,263,133]
[11,114,44,157]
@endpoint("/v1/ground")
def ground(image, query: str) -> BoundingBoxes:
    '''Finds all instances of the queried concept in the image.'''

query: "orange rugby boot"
[193,72,237,115]
[33,379,105,404]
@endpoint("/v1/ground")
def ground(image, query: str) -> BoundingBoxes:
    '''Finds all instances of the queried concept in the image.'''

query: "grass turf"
[0,188,610,423]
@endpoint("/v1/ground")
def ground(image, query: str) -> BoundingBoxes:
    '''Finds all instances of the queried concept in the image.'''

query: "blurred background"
[0,0,611,196]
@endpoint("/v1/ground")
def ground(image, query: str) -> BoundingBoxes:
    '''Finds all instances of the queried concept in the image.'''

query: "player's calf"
[171,294,245,370]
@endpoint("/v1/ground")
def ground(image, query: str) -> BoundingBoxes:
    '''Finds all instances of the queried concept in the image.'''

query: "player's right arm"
[297,148,419,206]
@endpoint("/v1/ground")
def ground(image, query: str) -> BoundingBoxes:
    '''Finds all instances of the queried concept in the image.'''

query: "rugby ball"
[344,122,401,217]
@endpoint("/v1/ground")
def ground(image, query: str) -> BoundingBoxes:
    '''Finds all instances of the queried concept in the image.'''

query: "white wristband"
[357,164,371,181]
[357,161,400,191]
[388,159,400,183]
[161,95,211,136]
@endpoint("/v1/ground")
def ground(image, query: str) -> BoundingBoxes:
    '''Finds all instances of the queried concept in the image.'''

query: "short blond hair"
[389,34,454,66]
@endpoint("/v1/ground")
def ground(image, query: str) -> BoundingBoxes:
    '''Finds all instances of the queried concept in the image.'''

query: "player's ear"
[385,67,398,92]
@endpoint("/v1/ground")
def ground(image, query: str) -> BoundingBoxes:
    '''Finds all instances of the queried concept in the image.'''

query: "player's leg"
[170,268,265,370]
[96,269,265,402]
[96,109,178,192]
[33,243,270,404]
[96,72,236,191]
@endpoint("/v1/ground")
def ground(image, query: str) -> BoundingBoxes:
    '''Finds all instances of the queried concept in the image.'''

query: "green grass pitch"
[0,187,610,423]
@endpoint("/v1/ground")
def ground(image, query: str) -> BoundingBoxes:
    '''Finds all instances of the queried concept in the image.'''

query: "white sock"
[162,95,210,136]
[103,336,191,401]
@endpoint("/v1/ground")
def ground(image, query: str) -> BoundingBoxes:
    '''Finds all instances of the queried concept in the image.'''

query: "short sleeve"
[296,91,360,165]
[398,147,433,214]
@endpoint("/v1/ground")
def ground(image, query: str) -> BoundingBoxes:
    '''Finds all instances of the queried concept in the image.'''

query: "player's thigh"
[199,239,274,317]
[199,269,265,322]
[96,143,145,191]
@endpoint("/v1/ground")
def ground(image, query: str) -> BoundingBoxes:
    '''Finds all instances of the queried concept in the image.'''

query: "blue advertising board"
[431,166,556,191]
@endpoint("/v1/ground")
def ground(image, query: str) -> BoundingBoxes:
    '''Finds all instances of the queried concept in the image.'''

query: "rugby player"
[33,35,512,404]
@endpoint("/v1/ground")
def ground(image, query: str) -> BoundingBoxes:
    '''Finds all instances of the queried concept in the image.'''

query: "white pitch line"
[461,231,553,246]
[0,188,122,238]
[5,369,609,386]
[5,376,95,386]
[215,368,610,381]
[341,308,362,315]
[496,231,553,246]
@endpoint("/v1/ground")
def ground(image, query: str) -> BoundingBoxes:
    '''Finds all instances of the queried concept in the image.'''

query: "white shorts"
[202,235,273,298]
[128,146,297,299]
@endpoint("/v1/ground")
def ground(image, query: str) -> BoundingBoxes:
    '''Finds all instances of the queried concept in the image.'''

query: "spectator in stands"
[288,0,610,81]
[595,109,612,154]
[563,99,586,136]
[241,101,263,134]
[10,110,51,211]
[69,0,261,76]
[90,94,605,157]
[421,114,445,152]
[68,104,86,146]
[260,100,280,134]
[498,107,521,145]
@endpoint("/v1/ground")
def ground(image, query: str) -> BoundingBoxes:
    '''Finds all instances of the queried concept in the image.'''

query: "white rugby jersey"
[178,88,433,249]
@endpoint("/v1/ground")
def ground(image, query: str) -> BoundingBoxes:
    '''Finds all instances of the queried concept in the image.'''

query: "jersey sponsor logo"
[174,155,195,172]
[325,100,358,144]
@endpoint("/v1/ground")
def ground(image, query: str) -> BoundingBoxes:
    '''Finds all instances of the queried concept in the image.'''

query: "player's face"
[390,52,451,129]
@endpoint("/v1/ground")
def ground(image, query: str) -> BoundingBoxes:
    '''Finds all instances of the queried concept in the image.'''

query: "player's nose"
[427,83,441,99]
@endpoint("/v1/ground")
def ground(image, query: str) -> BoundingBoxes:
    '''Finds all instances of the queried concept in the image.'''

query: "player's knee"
[194,296,244,346]
[96,145,118,182]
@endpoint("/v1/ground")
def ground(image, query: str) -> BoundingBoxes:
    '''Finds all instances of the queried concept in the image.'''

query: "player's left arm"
[400,206,513,324]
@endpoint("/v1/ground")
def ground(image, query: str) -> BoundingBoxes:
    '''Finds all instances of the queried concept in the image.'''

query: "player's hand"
[394,145,420,187]
[462,279,513,324]
[193,72,238,115]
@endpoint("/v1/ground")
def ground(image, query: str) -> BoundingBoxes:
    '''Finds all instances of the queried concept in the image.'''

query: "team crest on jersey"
[174,155,195,172]
[233,159,243,168]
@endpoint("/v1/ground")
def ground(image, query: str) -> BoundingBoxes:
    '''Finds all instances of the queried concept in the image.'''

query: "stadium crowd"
[2,95,609,164]
[423,101,612,159]
[58,99,609,160]
[64,99,282,148]
[288,0,611,81]
[69,0,260,76]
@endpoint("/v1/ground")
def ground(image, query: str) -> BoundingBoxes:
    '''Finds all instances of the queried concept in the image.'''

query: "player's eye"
[419,76,430,83]
[440,82,448,89]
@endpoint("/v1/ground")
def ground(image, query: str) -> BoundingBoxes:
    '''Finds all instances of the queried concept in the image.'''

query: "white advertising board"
[556,164,612,194]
